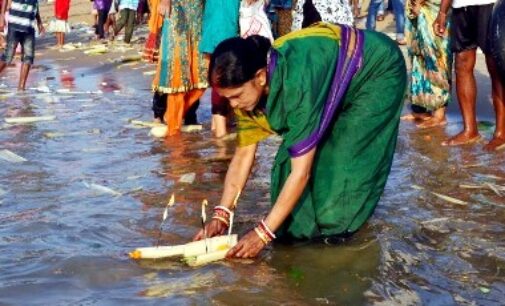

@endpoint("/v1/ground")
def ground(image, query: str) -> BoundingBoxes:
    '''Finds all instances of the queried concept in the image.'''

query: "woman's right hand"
[158,0,171,16]
[433,12,447,37]
[192,219,228,241]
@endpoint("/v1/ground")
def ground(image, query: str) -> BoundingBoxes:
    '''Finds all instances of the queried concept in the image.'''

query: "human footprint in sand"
[434,0,505,150]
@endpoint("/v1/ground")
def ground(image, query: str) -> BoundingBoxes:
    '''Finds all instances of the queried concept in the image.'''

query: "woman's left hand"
[226,230,266,258]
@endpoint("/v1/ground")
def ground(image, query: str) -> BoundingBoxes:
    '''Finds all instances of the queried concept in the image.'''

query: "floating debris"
[179,173,196,184]
[129,120,164,128]
[150,126,167,138]
[484,183,503,197]
[181,125,203,133]
[461,163,485,169]
[0,188,6,196]
[479,287,491,294]
[431,192,468,205]
[5,116,56,124]
[412,185,468,205]
[84,45,108,55]
[36,85,51,93]
[0,150,27,163]
[44,128,101,138]
[475,174,505,181]
[459,184,484,189]
[83,182,122,197]
[56,88,103,95]
[143,71,156,76]
[420,217,450,225]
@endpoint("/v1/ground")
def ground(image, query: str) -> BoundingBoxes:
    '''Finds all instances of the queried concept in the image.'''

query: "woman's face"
[215,69,267,112]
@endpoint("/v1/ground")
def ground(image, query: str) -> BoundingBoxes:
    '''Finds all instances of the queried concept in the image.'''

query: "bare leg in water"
[442,49,481,146]
[18,63,31,91]
[483,55,505,151]
[400,112,431,121]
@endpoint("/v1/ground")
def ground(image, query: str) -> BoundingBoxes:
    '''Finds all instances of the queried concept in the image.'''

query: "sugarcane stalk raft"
[129,234,238,260]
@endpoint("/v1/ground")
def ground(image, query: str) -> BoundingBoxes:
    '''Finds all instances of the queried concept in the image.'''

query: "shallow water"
[0,49,504,305]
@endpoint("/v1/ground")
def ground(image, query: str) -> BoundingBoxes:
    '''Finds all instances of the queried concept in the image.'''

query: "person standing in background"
[94,0,112,40]
[0,0,45,90]
[199,0,241,137]
[291,0,356,30]
[434,0,505,150]
[150,0,208,136]
[113,0,140,44]
[402,0,453,128]
[49,0,71,48]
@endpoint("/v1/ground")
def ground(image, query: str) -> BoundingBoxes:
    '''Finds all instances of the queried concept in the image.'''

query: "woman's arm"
[433,0,452,37]
[193,143,258,240]
[227,147,316,258]
[0,0,12,31]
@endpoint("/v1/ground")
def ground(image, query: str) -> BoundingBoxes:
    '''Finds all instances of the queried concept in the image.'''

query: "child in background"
[113,0,140,44]
[49,0,71,48]
[0,0,45,90]
[94,0,112,40]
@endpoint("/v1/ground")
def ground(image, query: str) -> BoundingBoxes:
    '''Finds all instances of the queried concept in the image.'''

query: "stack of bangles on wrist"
[212,205,232,228]
[254,220,276,245]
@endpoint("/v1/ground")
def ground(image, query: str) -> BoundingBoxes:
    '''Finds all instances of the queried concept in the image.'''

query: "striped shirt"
[8,0,39,33]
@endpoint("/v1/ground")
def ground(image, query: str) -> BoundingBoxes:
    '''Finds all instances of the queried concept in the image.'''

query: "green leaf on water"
[479,286,490,294]
[478,121,495,131]
[288,267,304,281]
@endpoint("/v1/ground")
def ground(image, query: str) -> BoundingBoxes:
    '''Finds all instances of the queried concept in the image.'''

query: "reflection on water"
[0,52,504,305]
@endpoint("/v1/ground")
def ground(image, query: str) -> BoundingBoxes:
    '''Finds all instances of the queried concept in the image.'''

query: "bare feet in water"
[400,113,431,121]
[416,107,446,129]
[416,117,447,129]
[441,131,481,146]
[483,136,505,151]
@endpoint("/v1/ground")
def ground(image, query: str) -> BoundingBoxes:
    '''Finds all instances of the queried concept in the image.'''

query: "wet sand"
[0,7,504,306]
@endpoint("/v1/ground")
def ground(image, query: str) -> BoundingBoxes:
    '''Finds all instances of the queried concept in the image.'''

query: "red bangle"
[258,220,276,241]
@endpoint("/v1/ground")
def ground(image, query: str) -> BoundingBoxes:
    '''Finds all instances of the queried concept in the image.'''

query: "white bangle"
[261,220,276,239]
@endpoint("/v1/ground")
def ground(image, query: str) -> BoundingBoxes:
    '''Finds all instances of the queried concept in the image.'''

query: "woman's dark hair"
[209,35,272,88]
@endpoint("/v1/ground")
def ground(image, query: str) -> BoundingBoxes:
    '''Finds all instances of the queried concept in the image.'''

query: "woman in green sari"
[194,23,407,258]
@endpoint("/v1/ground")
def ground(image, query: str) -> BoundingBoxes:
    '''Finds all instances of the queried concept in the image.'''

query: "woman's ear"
[254,68,267,87]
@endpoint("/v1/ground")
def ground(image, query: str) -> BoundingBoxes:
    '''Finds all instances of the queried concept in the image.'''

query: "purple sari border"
[267,49,278,85]
[288,26,365,157]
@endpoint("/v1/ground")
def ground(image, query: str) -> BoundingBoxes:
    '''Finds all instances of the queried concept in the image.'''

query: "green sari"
[236,23,407,240]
